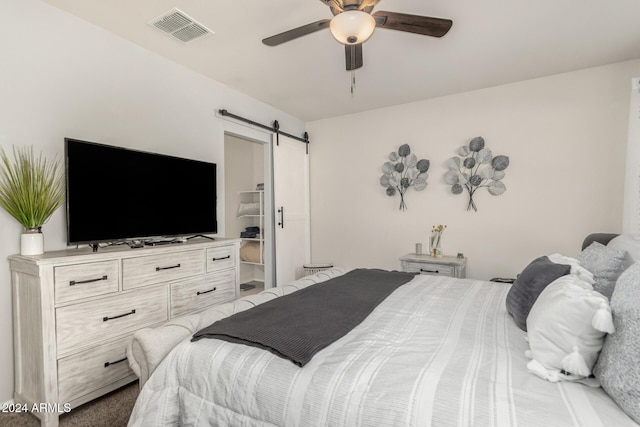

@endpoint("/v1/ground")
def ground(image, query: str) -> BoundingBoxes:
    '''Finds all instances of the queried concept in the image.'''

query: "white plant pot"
[21,228,44,256]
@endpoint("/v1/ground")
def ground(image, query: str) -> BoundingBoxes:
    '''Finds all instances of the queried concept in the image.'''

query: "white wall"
[308,59,640,280]
[0,0,304,402]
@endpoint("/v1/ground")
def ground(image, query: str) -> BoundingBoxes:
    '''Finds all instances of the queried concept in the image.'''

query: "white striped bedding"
[128,273,638,427]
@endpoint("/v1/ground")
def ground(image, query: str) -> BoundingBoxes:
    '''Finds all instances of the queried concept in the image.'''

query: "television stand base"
[186,234,215,241]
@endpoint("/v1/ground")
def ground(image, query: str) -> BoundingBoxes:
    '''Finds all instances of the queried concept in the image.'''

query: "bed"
[126,236,640,427]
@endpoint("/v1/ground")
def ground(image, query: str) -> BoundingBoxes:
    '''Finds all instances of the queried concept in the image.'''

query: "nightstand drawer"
[122,249,205,290]
[170,270,236,318]
[399,254,467,278]
[54,260,119,304]
[404,261,454,276]
[56,286,168,355]
[206,246,236,273]
[58,335,133,403]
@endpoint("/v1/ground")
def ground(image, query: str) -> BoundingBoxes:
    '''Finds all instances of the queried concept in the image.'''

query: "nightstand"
[400,253,467,278]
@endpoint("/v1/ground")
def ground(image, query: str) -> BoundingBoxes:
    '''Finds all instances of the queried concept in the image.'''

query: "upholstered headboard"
[581,233,619,250]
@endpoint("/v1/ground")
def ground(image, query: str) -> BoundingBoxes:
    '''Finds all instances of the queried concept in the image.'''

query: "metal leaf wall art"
[380,144,430,211]
[445,137,509,211]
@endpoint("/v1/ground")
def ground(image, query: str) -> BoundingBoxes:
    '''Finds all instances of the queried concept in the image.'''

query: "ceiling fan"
[262,0,453,71]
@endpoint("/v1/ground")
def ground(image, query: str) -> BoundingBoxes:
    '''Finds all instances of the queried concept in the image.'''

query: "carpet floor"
[0,381,139,427]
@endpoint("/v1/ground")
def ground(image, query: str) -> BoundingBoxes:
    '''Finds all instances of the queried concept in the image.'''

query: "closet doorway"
[224,133,272,296]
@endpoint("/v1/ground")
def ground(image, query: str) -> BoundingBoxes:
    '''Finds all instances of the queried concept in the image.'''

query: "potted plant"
[0,146,65,255]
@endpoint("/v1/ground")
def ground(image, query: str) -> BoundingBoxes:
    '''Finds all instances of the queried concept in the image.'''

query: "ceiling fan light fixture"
[329,10,376,45]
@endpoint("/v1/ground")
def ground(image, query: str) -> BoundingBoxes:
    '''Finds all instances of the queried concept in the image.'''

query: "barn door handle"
[278,207,284,228]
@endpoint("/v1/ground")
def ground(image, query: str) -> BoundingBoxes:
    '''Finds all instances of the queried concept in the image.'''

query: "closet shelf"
[238,190,264,266]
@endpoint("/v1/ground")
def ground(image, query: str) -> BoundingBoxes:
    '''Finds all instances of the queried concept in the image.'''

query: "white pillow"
[607,234,640,262]
[547,253,595,284]
[525,274,614,383]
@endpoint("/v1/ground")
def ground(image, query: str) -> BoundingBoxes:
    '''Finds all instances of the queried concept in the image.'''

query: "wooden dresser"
[9,238,240,427]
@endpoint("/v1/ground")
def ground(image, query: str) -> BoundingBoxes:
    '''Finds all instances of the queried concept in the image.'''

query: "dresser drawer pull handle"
[103,309,136,322]
[197,287,217,296]
[104,357,127,368]
[69,275,108,286]
[420,269,439,274]
[212,255,231,262]
[156,263,181,271]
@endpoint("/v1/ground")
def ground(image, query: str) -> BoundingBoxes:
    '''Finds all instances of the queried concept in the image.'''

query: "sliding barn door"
[273,134,310,285]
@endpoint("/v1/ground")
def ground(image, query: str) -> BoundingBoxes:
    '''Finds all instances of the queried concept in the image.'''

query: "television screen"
[65,138,217,244]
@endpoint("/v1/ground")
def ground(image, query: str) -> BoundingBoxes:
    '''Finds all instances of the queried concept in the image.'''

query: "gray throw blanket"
[192,268,416,366]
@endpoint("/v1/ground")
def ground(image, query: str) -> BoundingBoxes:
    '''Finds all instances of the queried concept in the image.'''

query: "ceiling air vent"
[150,8,213,43]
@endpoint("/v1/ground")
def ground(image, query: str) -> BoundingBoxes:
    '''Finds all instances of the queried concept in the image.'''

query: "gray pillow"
[505,256,571,331]
[594,262,640,424]
[607,234,640,262]
[578,241,632,299]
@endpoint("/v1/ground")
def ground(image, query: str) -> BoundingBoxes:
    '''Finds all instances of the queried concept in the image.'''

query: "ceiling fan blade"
[345,44,363,71]
[262,19,331,46]
[373,11,452,37]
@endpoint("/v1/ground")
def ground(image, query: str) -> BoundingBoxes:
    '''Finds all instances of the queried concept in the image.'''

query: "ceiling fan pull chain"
[350,42,356,97]
[351,70,356,96]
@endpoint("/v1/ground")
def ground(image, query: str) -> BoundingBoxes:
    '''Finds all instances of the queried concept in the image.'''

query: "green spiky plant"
[0,146,65,229]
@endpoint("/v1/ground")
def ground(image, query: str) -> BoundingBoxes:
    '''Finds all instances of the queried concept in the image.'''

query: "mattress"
[127,273,638,427]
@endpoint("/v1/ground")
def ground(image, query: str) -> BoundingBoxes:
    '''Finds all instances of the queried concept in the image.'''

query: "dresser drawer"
[54,260,119,304]
[57,335,133,403]
[56,286,168,355]
[404,261,454,277]
[171,270,236,318]
[122,249,205,290]
[206,245,236,273]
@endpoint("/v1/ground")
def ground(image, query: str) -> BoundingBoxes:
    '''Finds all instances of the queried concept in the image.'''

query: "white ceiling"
[43,0,640,122]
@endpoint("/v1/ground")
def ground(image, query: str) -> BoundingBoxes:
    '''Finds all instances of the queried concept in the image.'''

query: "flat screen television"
[65,138,217,244]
